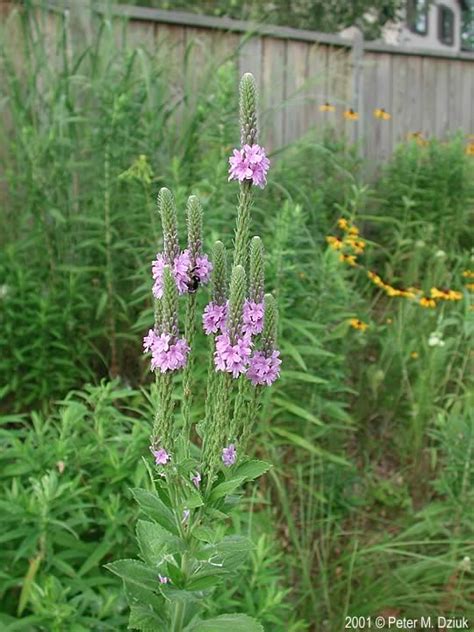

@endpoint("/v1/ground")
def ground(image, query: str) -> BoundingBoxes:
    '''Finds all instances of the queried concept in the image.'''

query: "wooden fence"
[2,1,474,164]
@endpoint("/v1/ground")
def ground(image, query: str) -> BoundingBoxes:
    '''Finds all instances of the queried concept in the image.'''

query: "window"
[407,0,429,35]
[438,5,455,45]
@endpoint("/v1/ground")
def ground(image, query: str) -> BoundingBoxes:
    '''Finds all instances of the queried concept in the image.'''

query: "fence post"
[351,28,365,154]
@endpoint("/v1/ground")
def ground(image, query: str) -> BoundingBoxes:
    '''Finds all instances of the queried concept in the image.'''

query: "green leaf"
[272,427,351,467]
[272,396,323,426]
[136,520,184,564]
[234,459,272,482]
[208,478,245,503]
[105,559,158,592]
[128,605,166,631]
[186,613,264,631]
[131,488,178,535]
[78,538,113,577]
[186,572,224,591]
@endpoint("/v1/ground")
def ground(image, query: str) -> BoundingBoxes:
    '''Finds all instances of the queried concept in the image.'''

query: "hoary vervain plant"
[106,73,280,631]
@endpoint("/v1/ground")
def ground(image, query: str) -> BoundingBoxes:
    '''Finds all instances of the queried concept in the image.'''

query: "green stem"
[182,292,197,446]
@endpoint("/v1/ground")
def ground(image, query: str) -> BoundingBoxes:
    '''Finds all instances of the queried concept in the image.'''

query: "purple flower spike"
[150,336,190,373]
[243,300,264,335]
[195,254,213,283]
[151,249,212,299]
[191,472,201,488]
[247,350,281,386]
[214,332,252,378]
[203,301,228,335]
[222,443,237,467]
[151,447,170,465]
[228,144,270,189]
[158,574,169,584]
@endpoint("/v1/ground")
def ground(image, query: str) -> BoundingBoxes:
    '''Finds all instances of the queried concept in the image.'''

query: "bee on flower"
[349,318,368,331]
[344,108,359,121]
[374,108,391,120]
[319,101,336,112]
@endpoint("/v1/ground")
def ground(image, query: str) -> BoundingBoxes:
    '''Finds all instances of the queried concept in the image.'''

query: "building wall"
[383,0,462,51]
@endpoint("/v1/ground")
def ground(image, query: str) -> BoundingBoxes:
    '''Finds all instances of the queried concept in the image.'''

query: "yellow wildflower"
[386,318,393,324]
[410,351,419,359]
[462,270,474,279]
[374,108,391,120]
[419,297,436,308]
[467,283,474,292]
[466,142,474,156]
[320,102,336,113]
[344,237,365,254]
[348,225,359,236]
[430,287,462,301]
[326,235,344,250]
[337,218,349,230]
[339,253,357,267]
[349,318,368,331]
[344,108,359,121]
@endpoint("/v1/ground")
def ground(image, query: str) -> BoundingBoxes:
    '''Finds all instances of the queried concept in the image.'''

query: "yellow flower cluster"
[430,287,462,301]
[349,318,368,331]
[367,271,417,299]
[327,219,467,311]
[326,219,366,269]
[466,142,474,156]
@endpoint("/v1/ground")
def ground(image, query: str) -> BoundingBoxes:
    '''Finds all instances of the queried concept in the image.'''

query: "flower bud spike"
[186,195,203,265]
[228,265,246,341]
[162,265,178,336]
[157,187,179,262]
[239,72,258,146]
[211,241,227,306]
[262,293,278,355]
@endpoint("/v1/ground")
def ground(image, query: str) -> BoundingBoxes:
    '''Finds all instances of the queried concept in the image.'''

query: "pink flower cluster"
[152,249,212,299]
[243,300,264,335]
[143,329,189,373]
[247,350,281,386]
[202,301,228,335]
[228,144,270,189]
[214,331,252,378]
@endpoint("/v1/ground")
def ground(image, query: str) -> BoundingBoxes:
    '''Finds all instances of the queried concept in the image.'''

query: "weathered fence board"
[1,0,473,166]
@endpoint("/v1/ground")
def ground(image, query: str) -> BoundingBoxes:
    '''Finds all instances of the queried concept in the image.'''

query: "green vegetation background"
[0,7,473,631]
